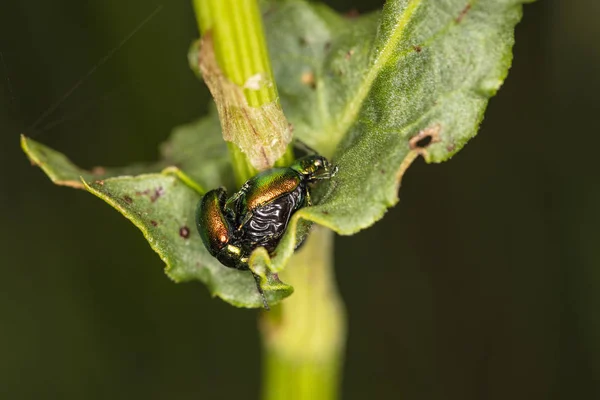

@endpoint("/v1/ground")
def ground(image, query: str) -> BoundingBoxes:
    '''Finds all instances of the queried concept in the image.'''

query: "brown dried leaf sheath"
[198,33,292,170]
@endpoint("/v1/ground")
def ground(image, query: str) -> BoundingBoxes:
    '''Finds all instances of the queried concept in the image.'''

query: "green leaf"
[263,0,531,235]
[22,0,533,307]
[159,108,234,191]
[22,125,292,308]
[265,2,381,158]
[247,0,533,273]
[83,173,292,308]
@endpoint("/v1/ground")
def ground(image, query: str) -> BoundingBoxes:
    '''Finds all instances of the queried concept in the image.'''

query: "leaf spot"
[301,72,316,89]
[409,124,441,150]
[150,220,158,227]
[413,45,422,53]
[179,226,190,239]
[95,180,105,186]
[345,49,355,60]
[123,195,133,204]
[150,186,165,202]
[456,3,472,24]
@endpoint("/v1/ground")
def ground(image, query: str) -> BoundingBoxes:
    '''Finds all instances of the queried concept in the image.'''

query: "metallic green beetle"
[196,187,248,270]
[195,155,337,308]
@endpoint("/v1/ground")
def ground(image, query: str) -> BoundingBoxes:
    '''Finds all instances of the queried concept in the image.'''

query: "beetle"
[195,154,337,309]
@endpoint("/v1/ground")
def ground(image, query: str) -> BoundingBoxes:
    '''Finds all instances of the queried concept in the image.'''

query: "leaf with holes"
[83,172,293,307]
[22,119,292,308]
[263,0,533,236]
[22,0,534,307]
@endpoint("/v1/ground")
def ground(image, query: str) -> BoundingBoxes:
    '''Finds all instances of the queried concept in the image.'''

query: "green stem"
[191,3,344,398]
[192,0,293,186]
[260,227,347,400]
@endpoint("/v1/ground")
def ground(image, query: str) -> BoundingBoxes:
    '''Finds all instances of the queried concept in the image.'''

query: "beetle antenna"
[251,271,270,311]
[293,139,318,156]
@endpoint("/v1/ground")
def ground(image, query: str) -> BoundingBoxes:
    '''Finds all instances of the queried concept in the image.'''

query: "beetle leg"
[293,139,318,155]
[319,178,338,204]
[251,271,270,310]
[224,189,243,213]
[305,189,313,207]
[237,211,254,231]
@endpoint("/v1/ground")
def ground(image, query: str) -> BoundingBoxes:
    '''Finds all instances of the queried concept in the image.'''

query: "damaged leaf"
[83,172,293,308]
[260,0,531,235]
[23,0,534,307]
[22,134,292,308]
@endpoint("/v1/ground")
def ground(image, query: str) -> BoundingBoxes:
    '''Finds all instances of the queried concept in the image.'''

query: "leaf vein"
[329,0,423,154]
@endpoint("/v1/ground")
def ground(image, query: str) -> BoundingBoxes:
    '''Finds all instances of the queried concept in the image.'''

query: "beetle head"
[292,155,337,181]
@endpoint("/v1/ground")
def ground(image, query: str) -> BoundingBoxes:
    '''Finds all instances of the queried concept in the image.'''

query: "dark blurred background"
[1,0,597,399]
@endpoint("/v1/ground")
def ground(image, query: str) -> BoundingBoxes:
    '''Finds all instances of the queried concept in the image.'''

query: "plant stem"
[192,0,293,186]
[260,227,346,400]
[192,2,345,398]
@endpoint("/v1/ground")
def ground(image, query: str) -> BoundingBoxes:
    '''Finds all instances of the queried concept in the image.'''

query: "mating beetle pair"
[195,154,337,309]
